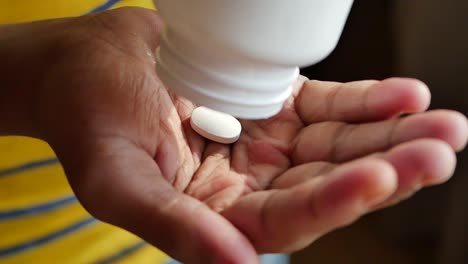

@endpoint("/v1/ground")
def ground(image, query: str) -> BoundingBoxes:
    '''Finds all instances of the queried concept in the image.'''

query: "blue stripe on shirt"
[0,217,98,258]
[94,241,147,264]
[0,195,77,221]
[0,158,59,178]
[87,0,124,14]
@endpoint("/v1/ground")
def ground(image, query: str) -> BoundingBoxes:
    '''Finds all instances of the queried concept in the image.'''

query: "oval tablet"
[190,106,242,144]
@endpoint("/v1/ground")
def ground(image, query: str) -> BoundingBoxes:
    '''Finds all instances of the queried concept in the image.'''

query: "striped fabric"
[0,1,170,263]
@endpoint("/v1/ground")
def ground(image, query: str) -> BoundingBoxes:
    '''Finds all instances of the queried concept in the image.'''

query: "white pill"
[190,106,242,144]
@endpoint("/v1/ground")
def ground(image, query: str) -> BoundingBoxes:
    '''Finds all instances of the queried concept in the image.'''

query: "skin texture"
[1,7,467,264]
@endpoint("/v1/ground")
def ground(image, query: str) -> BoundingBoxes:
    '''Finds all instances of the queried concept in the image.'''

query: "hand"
[20,8,467,264]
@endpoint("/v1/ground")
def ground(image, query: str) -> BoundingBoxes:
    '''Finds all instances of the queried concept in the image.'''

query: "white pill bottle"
[154,0,354,119]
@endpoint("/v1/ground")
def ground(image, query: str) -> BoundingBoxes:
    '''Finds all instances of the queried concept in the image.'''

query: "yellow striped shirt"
[0,1,170,263]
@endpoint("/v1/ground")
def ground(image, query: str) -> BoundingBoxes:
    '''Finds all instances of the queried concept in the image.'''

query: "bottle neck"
[155,29,299,119]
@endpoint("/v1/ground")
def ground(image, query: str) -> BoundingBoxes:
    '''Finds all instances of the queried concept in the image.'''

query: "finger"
[373,139,457,209]
[223,158,397,253]
[270,161,337,189]
[295,78,431,124]
[68,140,258,264]
[292,110,468,164]
[274,139,456,209]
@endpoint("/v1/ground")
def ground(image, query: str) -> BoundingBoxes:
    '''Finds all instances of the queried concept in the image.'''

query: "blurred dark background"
[293,0,468,263]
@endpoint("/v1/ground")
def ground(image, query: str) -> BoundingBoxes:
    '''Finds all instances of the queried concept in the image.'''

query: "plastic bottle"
[154,0,354,119]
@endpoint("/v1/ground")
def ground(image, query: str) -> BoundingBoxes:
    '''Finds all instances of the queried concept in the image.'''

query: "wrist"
[0,20,68,138]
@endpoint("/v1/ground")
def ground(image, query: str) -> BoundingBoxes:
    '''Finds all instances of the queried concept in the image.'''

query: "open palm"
[162,77,467,257]
[35,8,468,264]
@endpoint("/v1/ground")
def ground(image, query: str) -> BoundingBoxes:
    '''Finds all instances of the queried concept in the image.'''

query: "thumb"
[63,140,258,264]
